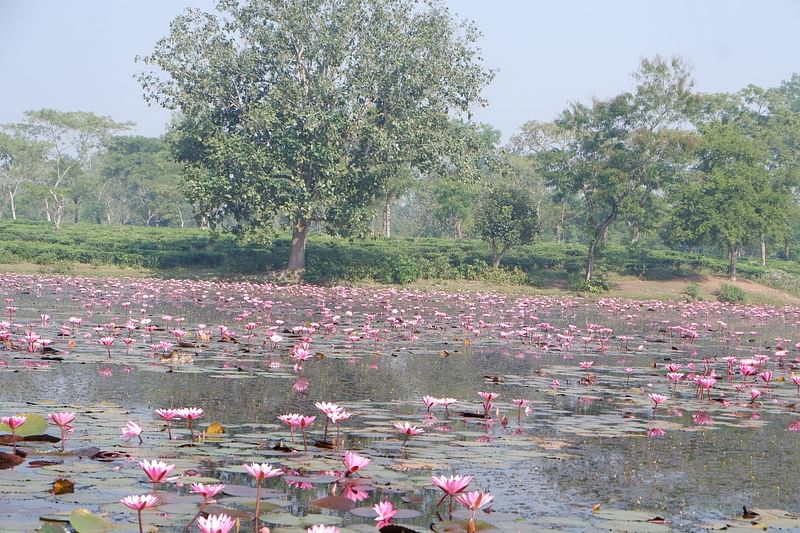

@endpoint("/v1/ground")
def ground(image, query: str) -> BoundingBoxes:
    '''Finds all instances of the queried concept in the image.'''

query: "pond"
[1,273,799,532]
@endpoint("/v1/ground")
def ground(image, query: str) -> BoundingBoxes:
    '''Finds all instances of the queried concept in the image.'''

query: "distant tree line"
[0,110,193,229]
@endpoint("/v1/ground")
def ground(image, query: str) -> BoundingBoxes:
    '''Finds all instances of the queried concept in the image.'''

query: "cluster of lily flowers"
[119,448,493,532]
[3,390,500,533]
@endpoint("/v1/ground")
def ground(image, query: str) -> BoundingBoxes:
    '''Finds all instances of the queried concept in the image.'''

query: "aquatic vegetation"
[0,273,799,530]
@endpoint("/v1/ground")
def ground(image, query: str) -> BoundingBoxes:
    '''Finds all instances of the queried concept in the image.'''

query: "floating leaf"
[39,523,69,533]
[0,414,47,437]
[206,421,225,434]
[52,478,75,495]
[381,526,420,533]
[68,509,116,533]
[311,495,356,512]
[0,450,24,469]
[431,520,499,533]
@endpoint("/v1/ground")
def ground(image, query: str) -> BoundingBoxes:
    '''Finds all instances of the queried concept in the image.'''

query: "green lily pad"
[69,508,117,533]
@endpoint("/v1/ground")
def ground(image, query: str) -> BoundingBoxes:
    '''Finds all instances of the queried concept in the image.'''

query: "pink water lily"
[393,421,424,446]
[121,494,159,533]
[432,473,473,514]
[48,411,75,452]
[1,415,27,429]
[139,459,175,489]
[343,451,370,476]
[155,408,182,440]
[197,513,236,533]
[373,500,397,527]
[648,393,668,410]
[177,407,203,441]
[457,490,494,524]
[122,420,143,444]
[244,463,282,532]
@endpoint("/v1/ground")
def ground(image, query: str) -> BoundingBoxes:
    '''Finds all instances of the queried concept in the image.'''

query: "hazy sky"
[2,0,799,141]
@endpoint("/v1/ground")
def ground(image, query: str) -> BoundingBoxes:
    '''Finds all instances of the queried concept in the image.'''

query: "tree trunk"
[585,212,616,282]
[585,241,598,282]
[453,220,463,239]
[382,195,392,238]
[760,235,766,267]
[491,244,509,268]
[728,245,738,281]
[785,239,790,260]
[286,216,309,272]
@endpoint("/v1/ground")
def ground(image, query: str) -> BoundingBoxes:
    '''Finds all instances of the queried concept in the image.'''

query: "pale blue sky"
[1,0,799,141]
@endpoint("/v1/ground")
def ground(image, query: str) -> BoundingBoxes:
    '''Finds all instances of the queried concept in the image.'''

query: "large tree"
[666,86,800,277]
[139,0,493,271]
[524,57,697,281]
[665,120,768,279]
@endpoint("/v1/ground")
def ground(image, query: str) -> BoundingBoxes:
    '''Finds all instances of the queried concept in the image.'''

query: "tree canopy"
[139,0,493,271]
[519,56,698,281]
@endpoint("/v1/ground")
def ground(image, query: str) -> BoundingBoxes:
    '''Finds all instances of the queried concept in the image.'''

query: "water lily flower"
[373,500,397,527]
[48,411,75,452]
[121,420,143,444]
[342,451,370,475]
[121,494,159,533]
[190,482,225,501]
[1,414,26,453]
[432,474,473,514]
[197,513,236,533]
[155,408,182,440]
[243,462,282,532]
[139,459,175,489]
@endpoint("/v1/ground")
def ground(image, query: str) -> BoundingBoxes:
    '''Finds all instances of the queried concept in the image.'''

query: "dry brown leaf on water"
[592,503,601,512]
[206,422,225,434]
[52,478,75,495]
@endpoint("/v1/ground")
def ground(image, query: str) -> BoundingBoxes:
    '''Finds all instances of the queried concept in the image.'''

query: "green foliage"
[520,56,697,281]
[567,275,611,294]
[475,182,539,266]
[715,283,746,303]
[139,0,493,270]
[685,281,701,301]
[3,222,800,292]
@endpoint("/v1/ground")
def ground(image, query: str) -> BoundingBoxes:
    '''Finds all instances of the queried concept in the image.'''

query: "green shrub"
[567,276,610,294]
[716,283,746,303]
[684,281,701,301]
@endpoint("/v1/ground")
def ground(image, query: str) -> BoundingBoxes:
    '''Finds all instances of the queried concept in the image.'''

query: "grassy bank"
[2,221,800,301]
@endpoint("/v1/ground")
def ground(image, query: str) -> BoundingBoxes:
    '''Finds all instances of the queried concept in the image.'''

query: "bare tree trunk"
[729,245,738,281]
[44,198,52,222]
[760,235,766,267]
[785,239,790,260]
[286,215,309,272]
[585,212,616,282]
[491,244,509,268]
[177,206,185,228]
[7,183,19,220]
[105,198,113,224]
[453,220,463,239]
[382,195,391,238]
